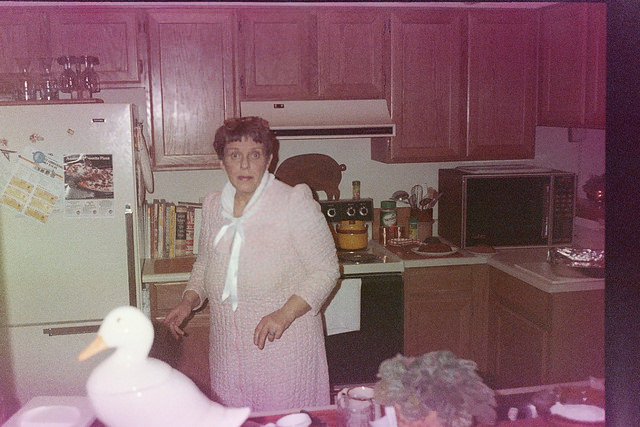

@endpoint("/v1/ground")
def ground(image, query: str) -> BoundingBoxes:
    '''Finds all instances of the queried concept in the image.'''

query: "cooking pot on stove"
[335,220,368,250]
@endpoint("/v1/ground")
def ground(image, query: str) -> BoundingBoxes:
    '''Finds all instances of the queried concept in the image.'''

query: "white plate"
[411,246,457,257]
[550,402,605,423]
[3,396,95,427]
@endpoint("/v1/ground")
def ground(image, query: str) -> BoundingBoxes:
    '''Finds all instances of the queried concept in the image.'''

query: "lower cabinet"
[148,282,211,397]
[487,268,604,388]
[403,265,488,372]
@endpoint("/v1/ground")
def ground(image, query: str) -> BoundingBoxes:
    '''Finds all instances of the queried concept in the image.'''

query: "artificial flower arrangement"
[374,351,497,427]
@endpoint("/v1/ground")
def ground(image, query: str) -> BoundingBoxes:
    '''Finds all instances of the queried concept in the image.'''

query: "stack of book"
[143,200,202,259]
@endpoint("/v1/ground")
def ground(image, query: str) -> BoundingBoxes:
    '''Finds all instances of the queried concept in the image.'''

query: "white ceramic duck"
[78,305,250,427]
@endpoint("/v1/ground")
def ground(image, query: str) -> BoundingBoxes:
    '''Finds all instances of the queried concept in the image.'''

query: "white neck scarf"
[213,172,274,311]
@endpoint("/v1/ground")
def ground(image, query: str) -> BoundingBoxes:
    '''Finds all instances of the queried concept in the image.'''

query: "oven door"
[324,273,403,398]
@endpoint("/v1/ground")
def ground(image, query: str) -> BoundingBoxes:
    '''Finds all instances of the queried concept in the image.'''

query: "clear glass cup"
[39,57,59,100]
[15,57,36,101]
[80,55,100,95]
[57,56,77,94]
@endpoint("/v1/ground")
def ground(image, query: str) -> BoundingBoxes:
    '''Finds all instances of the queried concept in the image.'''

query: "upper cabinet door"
[237,9,315,100]
[316,9,388,100]
[49,9,142,84]
[538,4,589,128]
[372,10,466,162]
[467,9,538,160]
[538,3,605,129]
[147,10,235,170]
[0,9,47,76]
[584,3,606,129]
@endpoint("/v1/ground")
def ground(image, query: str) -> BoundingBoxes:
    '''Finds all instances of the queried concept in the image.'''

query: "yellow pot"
[335,221,368,250]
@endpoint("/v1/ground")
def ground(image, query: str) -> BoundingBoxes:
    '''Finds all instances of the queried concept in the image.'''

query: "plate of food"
[411,241,457,257]
[465,244,497,256]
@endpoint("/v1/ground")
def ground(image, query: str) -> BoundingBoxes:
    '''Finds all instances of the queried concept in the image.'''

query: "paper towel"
[323,278,361,336]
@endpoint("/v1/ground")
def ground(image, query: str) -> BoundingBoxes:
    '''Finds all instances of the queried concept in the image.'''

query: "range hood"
[240,99,395,140]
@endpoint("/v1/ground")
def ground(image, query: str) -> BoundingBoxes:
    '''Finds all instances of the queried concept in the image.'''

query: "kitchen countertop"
[142,241,604,294]
[383,240,604,293]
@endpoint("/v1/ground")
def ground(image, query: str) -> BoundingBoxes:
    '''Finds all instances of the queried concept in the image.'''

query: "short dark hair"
[213,116,279,160]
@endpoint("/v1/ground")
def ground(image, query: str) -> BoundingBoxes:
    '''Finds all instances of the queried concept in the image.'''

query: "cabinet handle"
[43,325,99,336]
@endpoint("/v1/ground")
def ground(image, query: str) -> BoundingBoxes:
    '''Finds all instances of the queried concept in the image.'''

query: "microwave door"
[465,176,549,247]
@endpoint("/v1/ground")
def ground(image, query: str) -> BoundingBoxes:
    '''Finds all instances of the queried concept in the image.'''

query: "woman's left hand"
[254,294,311,350]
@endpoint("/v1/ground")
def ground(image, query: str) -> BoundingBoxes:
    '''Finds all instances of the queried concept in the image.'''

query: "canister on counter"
[380,200,397,226]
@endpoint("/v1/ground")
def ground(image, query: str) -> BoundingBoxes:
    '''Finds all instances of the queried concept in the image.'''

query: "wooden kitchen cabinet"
[237,8,388,101]
[403,265,488,372]
[487,268,604,389]
[0,9,47,77]
[371,9,466,162]
[316,10,388,100]
[148,281,211,397]
[466,9,538,160]
[0,8,142,90]
[538,3,606,129]
[48,9,143,85]
[146,9,235,169]
[237,9,315,100]
[372,7,537,163]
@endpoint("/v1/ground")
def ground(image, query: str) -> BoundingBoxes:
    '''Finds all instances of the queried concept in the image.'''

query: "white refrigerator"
[0,103,150,407]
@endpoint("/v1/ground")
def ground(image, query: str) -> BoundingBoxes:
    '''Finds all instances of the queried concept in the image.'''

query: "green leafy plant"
[374,351,497,427]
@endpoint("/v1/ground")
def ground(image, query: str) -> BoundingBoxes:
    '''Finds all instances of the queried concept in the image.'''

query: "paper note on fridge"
[0,148,63,223]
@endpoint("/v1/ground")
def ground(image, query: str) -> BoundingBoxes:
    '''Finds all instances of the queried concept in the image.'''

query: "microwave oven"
[438,165,576,248]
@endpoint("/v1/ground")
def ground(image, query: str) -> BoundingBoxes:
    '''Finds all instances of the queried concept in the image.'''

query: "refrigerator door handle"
[43,325,99,336]
[125,205,138,307]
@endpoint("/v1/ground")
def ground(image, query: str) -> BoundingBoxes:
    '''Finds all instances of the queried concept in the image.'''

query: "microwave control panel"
[551,174,576,244]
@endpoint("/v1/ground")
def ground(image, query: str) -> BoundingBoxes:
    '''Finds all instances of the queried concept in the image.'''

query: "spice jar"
[352,180,361,199]
[408,217,418,240]
[380,200,397,227]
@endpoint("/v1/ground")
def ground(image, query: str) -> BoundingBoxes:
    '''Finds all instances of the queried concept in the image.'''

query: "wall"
[97,88,606,239]
[148,127,605,237]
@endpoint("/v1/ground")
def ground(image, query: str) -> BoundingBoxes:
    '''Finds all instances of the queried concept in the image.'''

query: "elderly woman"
[164,116,340,411]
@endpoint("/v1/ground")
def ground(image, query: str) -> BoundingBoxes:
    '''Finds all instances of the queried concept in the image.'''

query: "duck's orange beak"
[78,335,108,362]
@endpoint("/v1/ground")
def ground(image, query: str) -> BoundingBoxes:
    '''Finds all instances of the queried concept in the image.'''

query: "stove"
[318,201,404,398]
[318,199,403,275]
[337,242,404,276]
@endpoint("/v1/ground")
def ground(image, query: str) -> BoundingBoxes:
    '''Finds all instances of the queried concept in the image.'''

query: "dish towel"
[323,278,361,336]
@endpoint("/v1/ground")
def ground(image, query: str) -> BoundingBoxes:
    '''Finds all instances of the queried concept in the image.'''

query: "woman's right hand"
[163,290,200,339]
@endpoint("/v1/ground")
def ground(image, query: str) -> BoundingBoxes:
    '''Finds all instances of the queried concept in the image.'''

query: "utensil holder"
[409,208,433,241]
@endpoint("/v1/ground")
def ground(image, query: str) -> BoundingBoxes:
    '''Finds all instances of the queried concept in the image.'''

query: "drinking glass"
[80,56,100,95]
[15,57,36,101]
[57,56,77,94]
[39,57,58,100]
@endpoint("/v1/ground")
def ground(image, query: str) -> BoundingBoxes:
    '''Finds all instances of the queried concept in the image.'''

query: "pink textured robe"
[186,180,340,411]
